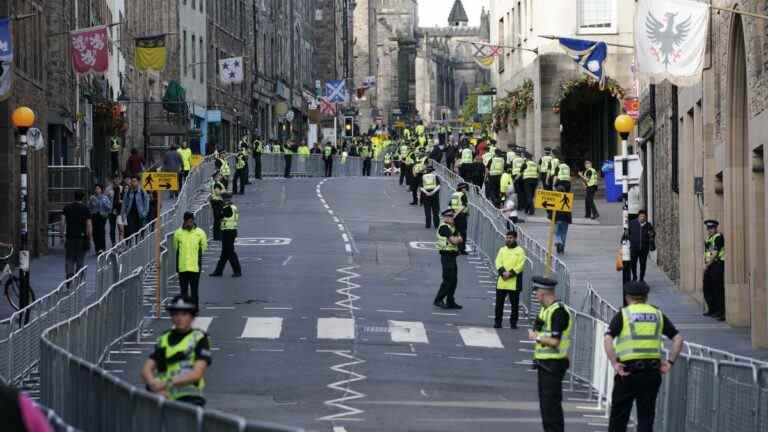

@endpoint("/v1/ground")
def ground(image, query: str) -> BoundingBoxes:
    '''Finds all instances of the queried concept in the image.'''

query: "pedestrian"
[141,295,211,407]
[210,172,225,241]
[172,212,208,307]
[88,184,112,254]
[164,144,182,190]
[528,276,571,432]
[627,184,641,221]
[125,147,145,177]
[494,230,526,329]
[284,141,295,178]
[419,165,441,229]
[486,149,506,206]
[323,142,335,177]
[361,143,373,176]
[107,177,123,247]
[628,210,655,281]
[233,144,248,195]
[702,219,725,321]
[578,160,600,219]
[252,138,263,179]
[433,209,464,309]
[209,193,242,277]
[522,154,540,215]
[110,136,121,177]
[604,281,684,432]
[554,186,571,255]
[512,151,526,213]
[409,149,425,205]
[215,152,231,190]
[178,142,193,185]
[499,166,514,211]
[501,182,520,229]
[450,182,470,255]
[61,190,92,278]
[121,175,150,239]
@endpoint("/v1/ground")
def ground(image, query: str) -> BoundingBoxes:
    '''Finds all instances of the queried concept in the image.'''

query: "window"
[671,85,679,194]
[578,0,617,34]
[516,2,522,45]
[183,30,188,76]
[191,34,197,79]
[192,0,195,9]
[200,0,204,12]
[199,38,204,83]
[497,18,505,73]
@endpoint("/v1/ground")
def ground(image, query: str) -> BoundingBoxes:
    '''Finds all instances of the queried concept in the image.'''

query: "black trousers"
[399,163,407,185]
[630,248,649,281]
[703,261,725,315]
[111,152,120,176]
[178,272,201,307]
[324,159,333,177]
[585,185,600,218]
[211,200,224,241]
[537,359,569,432]
[253,153,262,179]
[422,193,440,228]
[92,213,107,252]
[524,178,538,214]
[555,180,571,193]
[363,159,371,176]
[435,253,458,305]
[459,164,472,180]
[487,175,501,205]
[284,155,293,178]
[494,288,520,326]
[214,230,242,275]
[608,370,662,432]
[454,214,467,253]
[403,165,414,191]
[233,168,247,195]
[108,213,118,245]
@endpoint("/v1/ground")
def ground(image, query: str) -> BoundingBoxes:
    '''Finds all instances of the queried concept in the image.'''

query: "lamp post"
[11,106,35,311]
[615,114,635,289]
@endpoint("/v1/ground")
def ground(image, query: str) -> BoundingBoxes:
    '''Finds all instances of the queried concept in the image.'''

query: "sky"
[418,0,491,28]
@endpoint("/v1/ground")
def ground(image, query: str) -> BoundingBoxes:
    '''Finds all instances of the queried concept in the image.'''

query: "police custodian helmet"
[166,295,199,314]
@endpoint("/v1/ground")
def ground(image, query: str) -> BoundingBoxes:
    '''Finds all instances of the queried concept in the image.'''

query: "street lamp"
[11,106,35,311]
[615,114,635,289]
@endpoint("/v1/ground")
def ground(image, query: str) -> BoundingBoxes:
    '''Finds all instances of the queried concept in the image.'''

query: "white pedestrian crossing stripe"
[388,320,428,344]
[317,317,355,340]
[458,327,504,348]
[241,317,283,339]
[193,317,213,332]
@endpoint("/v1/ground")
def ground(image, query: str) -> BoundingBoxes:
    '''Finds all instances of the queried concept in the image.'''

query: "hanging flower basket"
[492,79,535,131]
[552,75,626,113]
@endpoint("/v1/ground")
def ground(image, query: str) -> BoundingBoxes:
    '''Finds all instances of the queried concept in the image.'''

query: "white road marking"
[345,244,352,253]
[320,198,326,203]
[206,306,235,310]
[333,427,349,432]
[282,255,293,266]
[447,356,483,361]
[319,307,347,311]
[328,210,334,215]
[376,309,404,313]
[192,317,214,332]
[384,352,418,357]
[333,217,340,223]
[264,307,293,310]
[431,312,457,316]
[337,223,345,230]
[458,327,504,349]
[388,320,428,344]
[324,204,330,209]
[342,233,349,242]
[250,348,285,352]
[317,317,355,340]
[241,317,283,339]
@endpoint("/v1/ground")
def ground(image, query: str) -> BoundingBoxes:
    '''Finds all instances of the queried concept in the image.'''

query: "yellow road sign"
[534,189,574,213]
[141,172,179,191]
[191,154,203,168]
[395,121,406,128]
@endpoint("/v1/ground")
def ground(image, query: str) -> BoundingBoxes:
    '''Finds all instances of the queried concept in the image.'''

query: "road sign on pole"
[534,189,574,213]
[613,154,643,185]
[141,172,180,191]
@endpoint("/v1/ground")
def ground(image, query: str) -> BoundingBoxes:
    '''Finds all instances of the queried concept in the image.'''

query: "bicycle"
[0,243,36,310]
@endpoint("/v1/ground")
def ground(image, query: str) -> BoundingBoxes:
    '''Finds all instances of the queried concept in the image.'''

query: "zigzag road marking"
[316,349,367,422]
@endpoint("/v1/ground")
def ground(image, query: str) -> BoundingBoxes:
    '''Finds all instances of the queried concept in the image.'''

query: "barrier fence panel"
[686,357,718,432]
[716,361,760,431]
[758,367,768,431]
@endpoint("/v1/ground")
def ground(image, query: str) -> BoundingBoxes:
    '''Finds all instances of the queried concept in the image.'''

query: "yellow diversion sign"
[534,189,574,213]
[141,172,180,191]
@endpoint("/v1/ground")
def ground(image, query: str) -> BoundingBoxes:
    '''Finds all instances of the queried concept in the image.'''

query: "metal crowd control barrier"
[258,153,384,178]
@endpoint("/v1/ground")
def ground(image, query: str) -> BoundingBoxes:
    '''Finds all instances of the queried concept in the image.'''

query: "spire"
[448,0,469,27]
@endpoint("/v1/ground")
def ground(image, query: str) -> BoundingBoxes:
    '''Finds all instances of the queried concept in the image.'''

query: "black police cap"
[704,219,719,228]
[166,295,198,314]
[532,276,558,291]
[441,209,456,217]
[623,280,650,296]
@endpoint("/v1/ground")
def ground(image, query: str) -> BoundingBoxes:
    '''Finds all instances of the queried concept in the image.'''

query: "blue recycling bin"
[602,160,622,203]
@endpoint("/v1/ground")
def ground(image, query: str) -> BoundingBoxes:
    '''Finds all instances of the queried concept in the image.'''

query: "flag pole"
[538,35,634,49]
[710,5,768,21]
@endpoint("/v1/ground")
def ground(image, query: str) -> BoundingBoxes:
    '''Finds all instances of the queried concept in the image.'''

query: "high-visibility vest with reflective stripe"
[341,151,348,163]
[360,147,370,158]
[436,223,458,252]
[500,173,514,199]
[404,151,414,165]
[221,205,239,231]
[324,146,332,157]
[210,181,224,200]
[219,158,231,176]
[534,302,572,360]
[461,148,473,164]
[450,191,467,215]
[236,154,247,170]
[110,137,121,152]
[273,144,282,154]
[156,329,206,400]
[384,154,392,164]
[413,161,425,176]
[482,151,494,166]
[540,155,552,173]
[178,147,192,171]
[506,151,516,164]
[400,145,409,160]
[490,157,505,176]
[495,245,525,291]
[523,160,539,179]
[557,163,571,182]
[705,233,725,262]
[422,173,437,191]
[512,157,525,177]
[614,303,664,362]
[585,167,598,187]
[549,157,560,175]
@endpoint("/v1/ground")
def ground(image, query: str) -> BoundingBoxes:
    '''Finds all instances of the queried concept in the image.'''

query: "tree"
[459,84,493,129]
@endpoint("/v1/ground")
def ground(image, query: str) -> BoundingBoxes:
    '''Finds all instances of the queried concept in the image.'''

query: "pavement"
[106,177,610,432]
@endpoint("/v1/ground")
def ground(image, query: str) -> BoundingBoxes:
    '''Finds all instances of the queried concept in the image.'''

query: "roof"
[448,0,469,25]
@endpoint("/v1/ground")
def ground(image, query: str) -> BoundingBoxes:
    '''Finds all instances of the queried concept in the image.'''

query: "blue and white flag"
[0,18,12,101]
[325,79,348,103]
[361,75,376,89]
[558,37,608,87]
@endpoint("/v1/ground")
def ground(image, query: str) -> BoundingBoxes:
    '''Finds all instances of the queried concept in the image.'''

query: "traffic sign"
[534,189,574,213]
[191,154,203,168]
[141,172,179,191]
[613,154,643,185]
[394,121,406,128]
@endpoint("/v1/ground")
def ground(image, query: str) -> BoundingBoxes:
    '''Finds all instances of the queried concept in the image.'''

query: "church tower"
[448,0,469,27]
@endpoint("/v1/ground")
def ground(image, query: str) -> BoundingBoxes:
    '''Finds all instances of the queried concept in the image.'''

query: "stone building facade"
[639,0,768,347]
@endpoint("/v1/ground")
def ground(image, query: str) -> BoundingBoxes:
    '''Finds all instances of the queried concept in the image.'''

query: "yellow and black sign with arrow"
[141,172,179,191]
[534,189,574,213]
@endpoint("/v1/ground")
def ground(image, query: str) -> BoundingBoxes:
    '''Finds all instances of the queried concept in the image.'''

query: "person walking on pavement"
[450,182,470,255]
[88,184,112,254]
[252,138,263,179]
[702,219,725,320]
[126,148,145,177]
[177,142,193,186]
[210,172,225,241]
[172,212,208,307]
[627,184,642,221]
[579,160,600,219]
[522,154,540,215]
[233,144,249,195]
[628,210,655,282]
[323,142,336,177]
[121,175,150,239]
[209,193,242,277]
[494,231,526,328]
[141,295,212,407]
[528,276,571,432]
[604,281,684,432]
[419,165,441,229]
[434,209,464,309]
[62,190,92,278]
[108,177,123,246]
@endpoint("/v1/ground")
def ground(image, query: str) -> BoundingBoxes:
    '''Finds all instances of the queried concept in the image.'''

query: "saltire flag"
[135,34,167,71]
[558,37,608,87]
[219,56,244,84]
[361,75,376,89]
[325,79,347,103]
[470,42,502,69]
[0,18,12,101]
[320,97,336,116]
[70,25,109,74]
[635,0,709,86]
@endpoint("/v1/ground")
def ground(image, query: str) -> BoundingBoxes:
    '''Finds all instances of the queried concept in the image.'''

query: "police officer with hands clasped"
[419,165,441,229]
[209,192,242,277]
[433,209,464,310]
[603,280,685,432]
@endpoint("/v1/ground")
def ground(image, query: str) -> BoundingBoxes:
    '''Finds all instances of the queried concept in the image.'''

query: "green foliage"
[459,84,493,128]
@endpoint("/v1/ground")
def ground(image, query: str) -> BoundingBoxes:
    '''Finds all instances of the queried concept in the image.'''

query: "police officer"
[210,172,225,241]
[553,159,571,192]
[323,142,336,177]
[398,141,410,185]
[433,209,464,309]
[450,182,470,255]
[512,150,526,213]
[233,144,249,195]
[604,281,684,432]
[361,142,372,176]
[458,145,474,180]
[403,147,416,203]
[141,295,212,407]
[494,230,526,328]
[110,136,121,177]
[252,138,263,179]
[239,136,251,184]
[177,141,193,186]
[410,149,426,205]
[547,150,561,190]
[528,276,571,432]
[702,219,725,321]
[486,149,506,206]
[215,152,231,190]
[283,141,295,178]
[419,165,441,229]
[578,160,600,219]
[172,212,208,307]
[209,193,242,277]
[521,153,540,215]
[539,147,553,190]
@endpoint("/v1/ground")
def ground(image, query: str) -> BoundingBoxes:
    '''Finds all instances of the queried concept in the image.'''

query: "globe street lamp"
[615,114,635,290]
[11,106,35,311]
